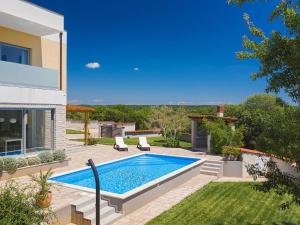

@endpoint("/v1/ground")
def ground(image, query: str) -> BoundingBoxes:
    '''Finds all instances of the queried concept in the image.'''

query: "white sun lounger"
[114,137,128,151]
[137,137,151,151]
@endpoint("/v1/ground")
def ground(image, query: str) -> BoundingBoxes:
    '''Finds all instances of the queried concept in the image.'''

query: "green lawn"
[66,129,85,134]
[73,136,192,148]
[147,182,300,225]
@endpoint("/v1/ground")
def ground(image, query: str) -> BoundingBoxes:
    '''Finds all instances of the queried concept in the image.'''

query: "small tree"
[228,0,300,105]
[237,94,286,149]
[203,119,244,154]
[149,106,189,147]
[229,0,300,208]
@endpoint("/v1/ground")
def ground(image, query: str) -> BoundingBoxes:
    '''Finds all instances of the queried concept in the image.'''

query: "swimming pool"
[51,154,200,194]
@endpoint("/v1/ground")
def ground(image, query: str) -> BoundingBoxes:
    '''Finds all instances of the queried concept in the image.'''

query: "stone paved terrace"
[112,174,215,225]
[6,141,223,225]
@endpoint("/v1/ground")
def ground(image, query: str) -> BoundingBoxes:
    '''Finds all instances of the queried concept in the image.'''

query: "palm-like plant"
[30,169,53,200]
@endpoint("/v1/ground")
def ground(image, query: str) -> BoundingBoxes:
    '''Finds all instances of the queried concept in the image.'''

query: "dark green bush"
[53,150,66,161]
[164,136,180,148]
[203,119,244,154]
[3,157,18,174]
[38,151,54,163]
[222,146,242,161]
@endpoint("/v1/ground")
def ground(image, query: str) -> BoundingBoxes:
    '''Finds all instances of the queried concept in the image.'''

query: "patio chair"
[113,137,128,151]
[137,137,151,151]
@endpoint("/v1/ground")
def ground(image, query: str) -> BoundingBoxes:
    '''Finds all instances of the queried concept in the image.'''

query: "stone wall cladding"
[0,103,66,150]
[54,105,66,150]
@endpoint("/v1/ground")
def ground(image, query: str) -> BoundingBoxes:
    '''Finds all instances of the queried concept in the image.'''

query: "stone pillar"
[216,105,224,118]
[191,120,197,149]
[54,105,66,150]
[207,134,211,153]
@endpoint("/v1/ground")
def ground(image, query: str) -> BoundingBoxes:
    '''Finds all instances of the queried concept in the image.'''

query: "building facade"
[0,0,67,156]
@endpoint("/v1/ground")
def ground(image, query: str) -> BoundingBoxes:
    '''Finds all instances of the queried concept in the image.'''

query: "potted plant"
[30,168,53,208]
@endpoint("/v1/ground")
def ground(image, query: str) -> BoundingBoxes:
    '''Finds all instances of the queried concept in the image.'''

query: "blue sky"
[30,0,287,105]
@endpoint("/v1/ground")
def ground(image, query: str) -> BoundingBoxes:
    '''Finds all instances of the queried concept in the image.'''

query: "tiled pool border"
[50,153,206,213]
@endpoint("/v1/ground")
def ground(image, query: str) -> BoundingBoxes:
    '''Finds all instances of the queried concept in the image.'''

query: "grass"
[147,182,300,225]
[66,129,85,134]
[73,136,192,149]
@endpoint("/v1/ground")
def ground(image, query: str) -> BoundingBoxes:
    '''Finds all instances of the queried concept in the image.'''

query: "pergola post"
[66,105,95,146]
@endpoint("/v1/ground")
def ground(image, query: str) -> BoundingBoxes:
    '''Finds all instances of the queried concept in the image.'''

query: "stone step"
[201,165,221,172]
[91,212,123,225]
[205,160,223,165]
[71,195,123,225]
[85,205,116,221]
[79,201,108,216]
[200,169,219,176]
[203,162,222,168]
[71,195,95,208]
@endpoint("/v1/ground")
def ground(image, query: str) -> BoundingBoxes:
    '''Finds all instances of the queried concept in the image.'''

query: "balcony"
[0,60,59,90]
[0,0,64,36]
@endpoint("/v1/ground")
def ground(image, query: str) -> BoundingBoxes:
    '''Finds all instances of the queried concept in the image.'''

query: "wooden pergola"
[66,105,95,145]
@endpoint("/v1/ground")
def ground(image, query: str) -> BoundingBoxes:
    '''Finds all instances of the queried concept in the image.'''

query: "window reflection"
[0,42,29,65]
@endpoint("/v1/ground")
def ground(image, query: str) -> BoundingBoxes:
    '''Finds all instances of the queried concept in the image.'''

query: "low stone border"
[222,161,249,178]
[0,160,69,180]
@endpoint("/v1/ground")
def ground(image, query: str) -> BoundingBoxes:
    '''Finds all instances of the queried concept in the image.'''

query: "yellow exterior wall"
[41,38,67,92]
[0,26,67,92]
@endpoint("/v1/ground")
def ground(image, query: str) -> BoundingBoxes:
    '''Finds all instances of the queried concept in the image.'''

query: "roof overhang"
[0,0,64,36]
[67,105,96,113]
[189,115,237,123]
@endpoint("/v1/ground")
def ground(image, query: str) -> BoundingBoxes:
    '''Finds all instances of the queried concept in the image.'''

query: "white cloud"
[85,62,101,69]
[177,101,193,105]
[92,99,103,104]
[68,99,82,104]
[133,67,140,71]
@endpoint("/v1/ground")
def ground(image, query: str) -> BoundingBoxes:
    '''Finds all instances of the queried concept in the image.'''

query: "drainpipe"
[59,32,63,90]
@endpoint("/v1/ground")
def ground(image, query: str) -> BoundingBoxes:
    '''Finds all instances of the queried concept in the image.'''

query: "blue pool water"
[50,154,200,194]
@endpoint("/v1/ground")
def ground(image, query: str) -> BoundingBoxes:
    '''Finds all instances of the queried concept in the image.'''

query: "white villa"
[0,0,67,156]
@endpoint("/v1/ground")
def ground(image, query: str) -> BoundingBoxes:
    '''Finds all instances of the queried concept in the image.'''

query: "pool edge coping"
[50,153,206,200]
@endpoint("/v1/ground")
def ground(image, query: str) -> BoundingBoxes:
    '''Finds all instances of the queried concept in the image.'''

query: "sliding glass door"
[0,109,54,156]
[0,110,23,156]
[26,109,53,153]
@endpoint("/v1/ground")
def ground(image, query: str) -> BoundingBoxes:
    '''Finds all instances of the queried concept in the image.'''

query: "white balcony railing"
[0,60,59,90]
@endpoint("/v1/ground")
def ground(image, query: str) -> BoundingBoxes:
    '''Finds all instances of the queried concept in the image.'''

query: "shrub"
[27,157,41,166]
[17,158,28,168]
[38,151,54,164]
[164,136,180,148]
[0,158,3,173]
[0,180,55,225]
[53,150,66,161]
[203,119,244,154]
[222,146,242,161]
[87,138,96,145]
[88,134,97,145]
[3,157,18,174]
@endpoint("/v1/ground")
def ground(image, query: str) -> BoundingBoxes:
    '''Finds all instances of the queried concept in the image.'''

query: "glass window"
[0,110,23,156]
[0,42,29,65]
[0,109,54,157]
[26,110,52,153]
